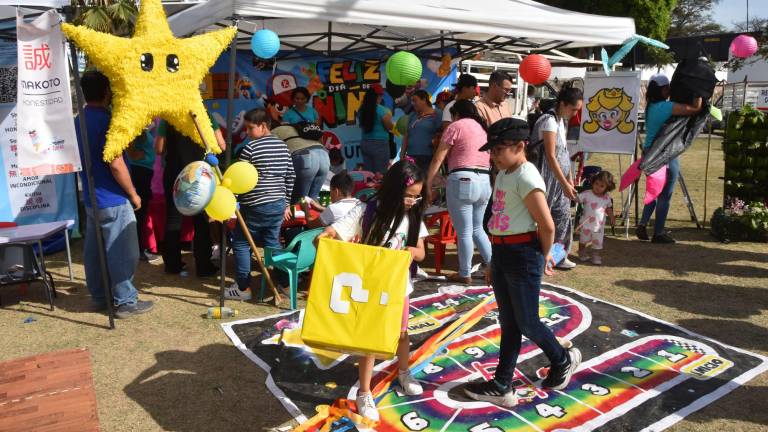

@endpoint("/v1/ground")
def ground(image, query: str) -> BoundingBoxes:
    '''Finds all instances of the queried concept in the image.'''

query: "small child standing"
[577,171,616,265]
[465,118,581,407]
[318,160,428,422]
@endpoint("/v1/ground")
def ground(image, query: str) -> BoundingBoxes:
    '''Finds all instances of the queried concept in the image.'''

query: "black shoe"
[115,300,154,319]
[88,302,108,312]
[651,232,676,244]
[196,265,219,278]
[542,348,582,390]
[635,225,649,241]
[464,379,517,407]
[140,250,161,263]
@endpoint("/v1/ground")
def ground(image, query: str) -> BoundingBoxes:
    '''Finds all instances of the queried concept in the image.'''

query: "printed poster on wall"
[16,10,80,176]
[203,50,457,169]
[579,71,641,154]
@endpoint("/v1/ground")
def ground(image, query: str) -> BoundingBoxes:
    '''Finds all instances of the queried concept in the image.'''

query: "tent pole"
[327,22,332,57]
[221,16,239,309]
[66,21,116,329]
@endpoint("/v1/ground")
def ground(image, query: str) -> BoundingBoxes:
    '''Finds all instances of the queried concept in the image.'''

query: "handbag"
[289,107,324,140]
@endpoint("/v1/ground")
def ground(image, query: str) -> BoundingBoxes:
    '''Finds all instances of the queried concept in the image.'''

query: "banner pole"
[219,16,239,309]
[65,14,115,329]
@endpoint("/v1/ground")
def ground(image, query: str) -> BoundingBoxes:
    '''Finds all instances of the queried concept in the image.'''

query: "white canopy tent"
[166,0,635,62]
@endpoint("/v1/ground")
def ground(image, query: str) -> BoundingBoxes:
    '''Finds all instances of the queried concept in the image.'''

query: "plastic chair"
[424,211,456,275]
[261,227,324,310]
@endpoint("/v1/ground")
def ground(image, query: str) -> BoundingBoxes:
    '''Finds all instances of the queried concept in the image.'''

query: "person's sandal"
[446,273,472,284]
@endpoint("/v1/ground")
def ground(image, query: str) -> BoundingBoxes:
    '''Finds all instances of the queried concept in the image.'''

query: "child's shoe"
[542,347,582,390]
[398,370,424,395]
[224,283,252,301]
[355,391,379,421]
[578,250,591,262]
[591,254,603,265]
[464,379,517,408]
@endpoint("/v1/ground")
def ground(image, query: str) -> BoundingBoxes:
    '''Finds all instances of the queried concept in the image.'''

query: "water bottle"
[206,307,238,319]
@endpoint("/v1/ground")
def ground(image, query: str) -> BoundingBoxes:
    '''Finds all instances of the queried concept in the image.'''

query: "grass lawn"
[0,135,766,431]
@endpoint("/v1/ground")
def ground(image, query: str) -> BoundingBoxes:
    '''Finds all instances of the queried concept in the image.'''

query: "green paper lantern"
[396,114,410,136]
[386,51,422,86]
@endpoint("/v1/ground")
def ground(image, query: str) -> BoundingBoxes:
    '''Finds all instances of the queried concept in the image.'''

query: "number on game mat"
[464,347,486,358]
[581,383,610,396]
[535,403,566,418]
[469,422,504,432]
[621,366,652,378]
[423,363,444,374]
[401,411,429,431]
[657,349,687,363]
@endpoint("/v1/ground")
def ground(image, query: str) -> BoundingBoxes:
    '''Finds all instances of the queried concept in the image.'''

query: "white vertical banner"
[16,9,80,175]
[578,71,641,154]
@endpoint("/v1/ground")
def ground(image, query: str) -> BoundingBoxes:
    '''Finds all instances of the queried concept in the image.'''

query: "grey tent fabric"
[638,107,710,175]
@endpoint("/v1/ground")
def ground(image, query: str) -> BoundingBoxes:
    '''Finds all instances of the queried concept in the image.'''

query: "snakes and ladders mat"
[222,283,767,431]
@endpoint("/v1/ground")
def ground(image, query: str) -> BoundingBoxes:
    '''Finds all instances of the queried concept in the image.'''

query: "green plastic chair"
[261,227,324,310]
[355,187,377,202]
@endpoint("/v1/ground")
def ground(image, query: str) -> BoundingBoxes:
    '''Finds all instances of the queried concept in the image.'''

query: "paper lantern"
[205,186,237,221]
[386,51,422,86]
[172,161,217,216]
[519,54,551,85]
[730,34,758,59]
[251,29,280,59]
[222,161,258,194]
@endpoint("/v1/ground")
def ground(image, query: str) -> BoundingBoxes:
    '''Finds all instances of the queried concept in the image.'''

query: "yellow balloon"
[223,161,258,194]
[205,186,237,221]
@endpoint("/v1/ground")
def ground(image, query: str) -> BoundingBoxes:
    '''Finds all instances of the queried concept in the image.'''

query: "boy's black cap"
[479,118,530,152]
[453,74,478,89]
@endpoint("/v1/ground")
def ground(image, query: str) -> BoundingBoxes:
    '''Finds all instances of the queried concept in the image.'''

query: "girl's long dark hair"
[363,160,426,248]
[646,81,667,105]
[359,89,379,133]
[450,99,487,130]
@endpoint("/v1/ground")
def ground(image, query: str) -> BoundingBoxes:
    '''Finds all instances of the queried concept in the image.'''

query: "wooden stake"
[189,112,283,305]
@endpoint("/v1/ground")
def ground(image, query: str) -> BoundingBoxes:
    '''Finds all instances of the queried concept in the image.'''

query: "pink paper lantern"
[730,34,758,59]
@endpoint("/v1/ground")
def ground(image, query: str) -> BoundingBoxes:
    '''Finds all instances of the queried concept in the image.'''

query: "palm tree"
[71,0,138,36]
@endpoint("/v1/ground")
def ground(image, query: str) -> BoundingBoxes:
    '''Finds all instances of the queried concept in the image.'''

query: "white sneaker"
[591,255,603,266]
[356,392,379,421]
[224,283,252,301]
[556,257,577,269]
[413,266,429,282]
[211,244,221,262]
[398,370,424,396]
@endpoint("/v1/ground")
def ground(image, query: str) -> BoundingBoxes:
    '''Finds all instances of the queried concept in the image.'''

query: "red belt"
[490,232,537,245]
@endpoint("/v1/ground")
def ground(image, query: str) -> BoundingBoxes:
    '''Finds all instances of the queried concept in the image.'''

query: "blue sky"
[713,0,768,30]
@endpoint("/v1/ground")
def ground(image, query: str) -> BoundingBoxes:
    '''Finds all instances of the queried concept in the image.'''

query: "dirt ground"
[0,136,766,431]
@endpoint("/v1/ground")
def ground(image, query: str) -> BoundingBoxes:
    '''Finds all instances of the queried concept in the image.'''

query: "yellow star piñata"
[62,0,236,161]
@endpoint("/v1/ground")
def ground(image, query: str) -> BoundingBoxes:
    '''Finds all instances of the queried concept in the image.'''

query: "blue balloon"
[205,153,219,167]
[251,29,280,59]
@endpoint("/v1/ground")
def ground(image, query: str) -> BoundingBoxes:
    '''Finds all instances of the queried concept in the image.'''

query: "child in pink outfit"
[577,171,616,265]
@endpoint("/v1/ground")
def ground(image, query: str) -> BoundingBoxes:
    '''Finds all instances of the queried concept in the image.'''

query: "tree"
[668,0,724,37]
[71,0,138,36]
[538,0,679,65]
[733,17,768,33]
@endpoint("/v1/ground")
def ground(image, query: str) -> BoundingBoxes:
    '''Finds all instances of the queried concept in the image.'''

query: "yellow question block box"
[301,238,410,358]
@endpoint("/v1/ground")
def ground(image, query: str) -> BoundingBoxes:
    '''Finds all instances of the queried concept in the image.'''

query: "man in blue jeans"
[75,71,153,318]
[225,108,295,301]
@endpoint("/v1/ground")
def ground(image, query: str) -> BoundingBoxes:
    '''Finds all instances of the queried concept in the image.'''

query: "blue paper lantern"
[251,29,280,59]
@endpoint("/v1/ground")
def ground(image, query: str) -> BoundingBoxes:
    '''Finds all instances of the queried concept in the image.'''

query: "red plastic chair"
[424,211,456,275]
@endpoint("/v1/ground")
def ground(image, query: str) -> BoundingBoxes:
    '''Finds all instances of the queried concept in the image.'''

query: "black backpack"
[289,107,324,140]
[527,108,557,170]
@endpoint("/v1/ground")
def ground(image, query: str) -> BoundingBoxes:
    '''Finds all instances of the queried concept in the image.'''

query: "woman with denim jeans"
[464,118,581,407]
[425,100,492,284]
[272,125,330,202]
[358,83,394,174]
[636,74,703,244]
